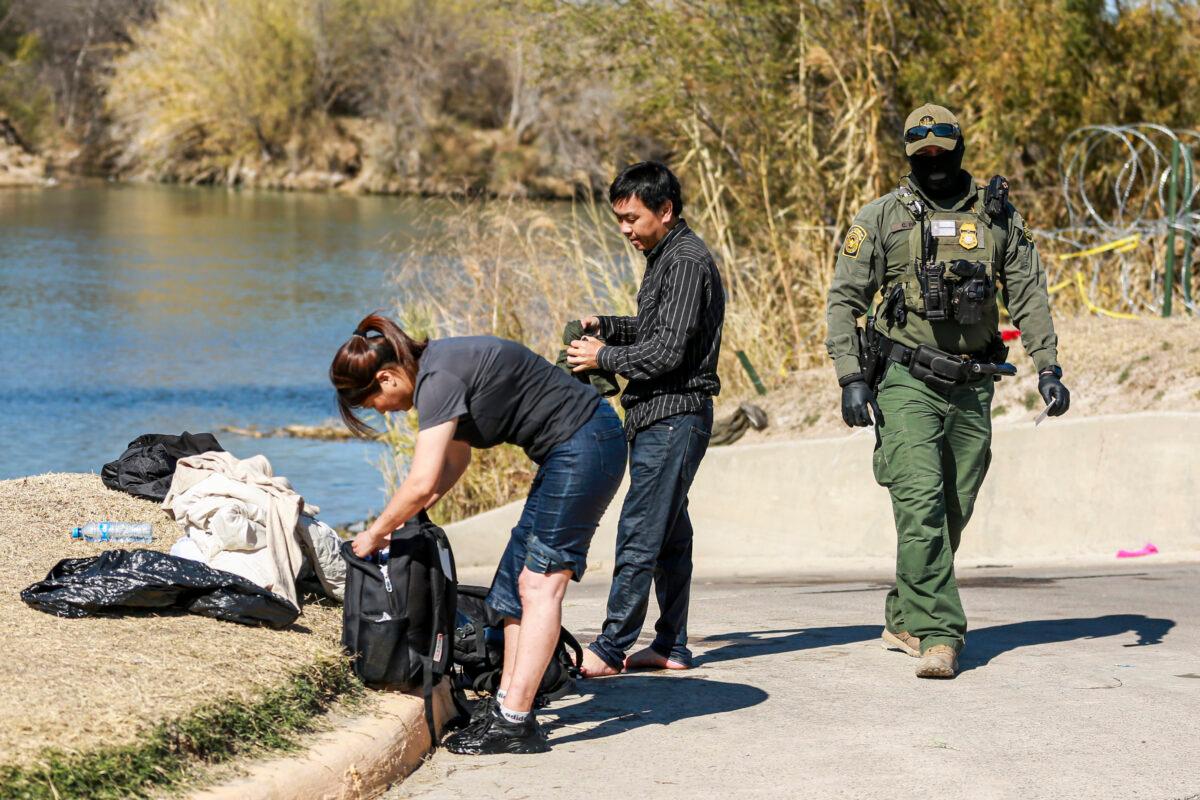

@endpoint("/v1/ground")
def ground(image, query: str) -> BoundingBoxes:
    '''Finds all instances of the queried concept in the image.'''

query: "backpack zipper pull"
[380,563,393,593]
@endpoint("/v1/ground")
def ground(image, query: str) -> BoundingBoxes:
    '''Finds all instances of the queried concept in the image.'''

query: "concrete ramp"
[445,413,1200,575]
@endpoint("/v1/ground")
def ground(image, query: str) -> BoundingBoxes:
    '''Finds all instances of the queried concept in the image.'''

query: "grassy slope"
[0,474,356,799]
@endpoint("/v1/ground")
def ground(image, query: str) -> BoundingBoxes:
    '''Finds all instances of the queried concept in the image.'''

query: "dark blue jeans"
[589,403,713,669]
[486,401,627,620]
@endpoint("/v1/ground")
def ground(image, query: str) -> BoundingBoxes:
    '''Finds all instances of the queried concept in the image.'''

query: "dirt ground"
[717,313,1200,443]
[0,473,343,768]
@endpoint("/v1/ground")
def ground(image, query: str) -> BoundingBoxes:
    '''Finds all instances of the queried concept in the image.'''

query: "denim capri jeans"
[485,400,626,619]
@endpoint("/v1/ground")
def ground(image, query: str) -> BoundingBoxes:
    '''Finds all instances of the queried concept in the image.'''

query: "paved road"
[390,562,1200,800]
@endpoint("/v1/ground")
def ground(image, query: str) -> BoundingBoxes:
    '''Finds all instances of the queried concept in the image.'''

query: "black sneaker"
[467,696,496,727]
[444,706,550,755]
[441,697,494,751]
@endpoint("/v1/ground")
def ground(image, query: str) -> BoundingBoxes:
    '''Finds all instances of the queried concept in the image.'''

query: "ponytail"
[330,312,428,437]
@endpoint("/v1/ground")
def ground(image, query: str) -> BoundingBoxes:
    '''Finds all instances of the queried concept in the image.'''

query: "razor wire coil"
[1043,124,1199,316]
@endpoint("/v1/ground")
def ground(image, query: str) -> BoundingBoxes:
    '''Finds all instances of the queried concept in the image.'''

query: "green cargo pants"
[872,362,993,654]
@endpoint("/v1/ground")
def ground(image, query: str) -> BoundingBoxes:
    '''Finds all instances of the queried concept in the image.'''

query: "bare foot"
[624,646,690,671]
[579,647,622,678]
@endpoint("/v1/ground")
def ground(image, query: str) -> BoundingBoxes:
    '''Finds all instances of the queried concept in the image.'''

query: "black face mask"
[908,138,966,198]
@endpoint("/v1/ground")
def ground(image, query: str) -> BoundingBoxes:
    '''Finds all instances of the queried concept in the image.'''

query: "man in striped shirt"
[567,161,725,676]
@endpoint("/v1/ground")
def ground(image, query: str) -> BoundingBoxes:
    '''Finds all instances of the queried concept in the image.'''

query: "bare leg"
[498,618,520,695]
[503,567,571,713]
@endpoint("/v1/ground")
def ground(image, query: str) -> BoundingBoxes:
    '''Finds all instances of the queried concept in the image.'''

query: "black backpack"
[453,584,583,707]
[341,511,460,741]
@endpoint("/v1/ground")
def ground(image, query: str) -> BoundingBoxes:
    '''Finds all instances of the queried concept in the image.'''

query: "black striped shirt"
[596,220,725,436]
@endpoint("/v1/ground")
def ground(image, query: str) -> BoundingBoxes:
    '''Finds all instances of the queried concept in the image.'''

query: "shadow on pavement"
[962,614,1176,671]
[547,675,768,745]
[694,625,882,665]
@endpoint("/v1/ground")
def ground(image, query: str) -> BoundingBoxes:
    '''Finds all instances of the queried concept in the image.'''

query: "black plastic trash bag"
[101,432,224,502]
[21,549,299,629]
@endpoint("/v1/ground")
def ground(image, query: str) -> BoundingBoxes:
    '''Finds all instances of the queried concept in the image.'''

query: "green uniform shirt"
[825,173,1059,381]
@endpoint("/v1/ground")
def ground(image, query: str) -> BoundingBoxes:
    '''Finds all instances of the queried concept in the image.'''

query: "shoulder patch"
[842,225,867,258]
[1023,224,1034,243]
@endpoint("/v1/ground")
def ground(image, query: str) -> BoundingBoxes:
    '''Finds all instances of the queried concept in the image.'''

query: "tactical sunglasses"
[904,123,961,143]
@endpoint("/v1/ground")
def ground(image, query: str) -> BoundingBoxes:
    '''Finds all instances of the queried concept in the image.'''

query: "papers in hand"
[1035,398,1058,427]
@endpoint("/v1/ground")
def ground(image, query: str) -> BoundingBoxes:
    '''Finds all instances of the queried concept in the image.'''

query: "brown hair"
[330,312,429,437]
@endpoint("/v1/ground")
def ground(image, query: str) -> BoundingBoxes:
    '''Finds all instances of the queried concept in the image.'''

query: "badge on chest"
[928,218,980,250]
[958,221,978,250]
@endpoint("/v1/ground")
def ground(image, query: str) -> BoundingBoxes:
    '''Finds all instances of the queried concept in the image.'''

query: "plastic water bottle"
[70,521,154,543]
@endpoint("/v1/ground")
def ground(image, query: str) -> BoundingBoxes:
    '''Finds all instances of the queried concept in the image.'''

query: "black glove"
[1038,369,1070,416]
[840,378,881,428]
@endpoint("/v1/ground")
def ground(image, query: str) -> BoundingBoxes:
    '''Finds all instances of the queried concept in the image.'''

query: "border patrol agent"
[825,103,1071,678]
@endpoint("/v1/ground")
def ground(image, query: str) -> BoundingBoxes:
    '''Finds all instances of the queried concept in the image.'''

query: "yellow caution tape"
[1054,234,1141,261]
[1049,270,1139,319]
[1047,277,1073,294]
[1044,235,1141,319]
[1072,271,1139,320]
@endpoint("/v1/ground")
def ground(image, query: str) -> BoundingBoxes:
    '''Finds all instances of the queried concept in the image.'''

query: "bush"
[100,0,637,193]
[0,32,55,148]
[105,0,358,179]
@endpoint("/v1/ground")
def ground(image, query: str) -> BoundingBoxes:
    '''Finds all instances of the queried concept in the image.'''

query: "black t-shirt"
[412,336,601,463]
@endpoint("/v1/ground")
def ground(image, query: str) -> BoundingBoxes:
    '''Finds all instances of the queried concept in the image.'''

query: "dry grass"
[721,314,1200,444]
[379,199,638,524]
[0,473,343,769]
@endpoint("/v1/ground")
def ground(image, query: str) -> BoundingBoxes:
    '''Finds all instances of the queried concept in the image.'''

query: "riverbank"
[0,115,51,188]
[105,116,587,200]
[0,473,357,799]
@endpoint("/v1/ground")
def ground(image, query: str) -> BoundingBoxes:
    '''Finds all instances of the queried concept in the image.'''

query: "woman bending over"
[331,313,626,755]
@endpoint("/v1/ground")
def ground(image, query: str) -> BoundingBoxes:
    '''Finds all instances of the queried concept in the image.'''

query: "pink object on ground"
[1116,542,1159,558]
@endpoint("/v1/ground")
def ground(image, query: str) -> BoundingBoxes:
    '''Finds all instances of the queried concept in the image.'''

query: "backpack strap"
[559,627,584,674]
[422,524,450,748]
[420,549,444,748]
[472,668,501,694]
[420,654,438,749]
[425,520,471,739]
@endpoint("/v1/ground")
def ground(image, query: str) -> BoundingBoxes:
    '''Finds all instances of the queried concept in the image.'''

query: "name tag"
[931,219,957,237]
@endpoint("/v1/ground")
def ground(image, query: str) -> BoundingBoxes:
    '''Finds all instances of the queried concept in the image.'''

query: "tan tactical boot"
[915,645,958,678]
[881,629,921,657]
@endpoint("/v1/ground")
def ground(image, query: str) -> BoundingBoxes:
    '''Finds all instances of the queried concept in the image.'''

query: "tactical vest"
[892,182,1007,325]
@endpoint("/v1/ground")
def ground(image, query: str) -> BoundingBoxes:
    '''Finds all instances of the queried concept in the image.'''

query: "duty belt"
[877,334,1015,391]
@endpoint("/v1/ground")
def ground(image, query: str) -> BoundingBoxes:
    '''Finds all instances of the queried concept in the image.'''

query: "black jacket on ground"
[101,432,224,502]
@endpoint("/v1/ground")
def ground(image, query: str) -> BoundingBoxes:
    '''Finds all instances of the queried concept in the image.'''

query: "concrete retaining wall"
[445,413,1200,575]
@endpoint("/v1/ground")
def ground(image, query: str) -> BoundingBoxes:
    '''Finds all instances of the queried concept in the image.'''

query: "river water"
[0,183,450,524]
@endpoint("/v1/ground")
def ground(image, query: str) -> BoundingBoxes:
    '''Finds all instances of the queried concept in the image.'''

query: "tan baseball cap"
[903,104,961,156]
